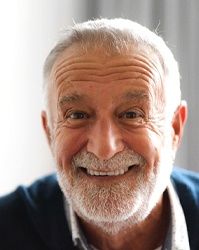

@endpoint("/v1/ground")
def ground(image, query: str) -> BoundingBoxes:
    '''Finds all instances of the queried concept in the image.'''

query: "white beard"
[56,140,174,235]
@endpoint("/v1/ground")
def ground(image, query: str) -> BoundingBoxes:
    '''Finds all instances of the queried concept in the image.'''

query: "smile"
[84,166,133,176]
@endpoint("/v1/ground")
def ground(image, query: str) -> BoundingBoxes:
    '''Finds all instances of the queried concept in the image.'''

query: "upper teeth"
[87,167,129,176]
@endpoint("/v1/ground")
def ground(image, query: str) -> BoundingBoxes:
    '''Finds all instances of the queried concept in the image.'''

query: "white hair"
[43,18,181,122]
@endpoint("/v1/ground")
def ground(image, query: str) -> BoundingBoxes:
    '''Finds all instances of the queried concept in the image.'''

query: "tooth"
[124,167,128,173]
[86,167,131,176]
[94,171,99,176]
[87,169,94,175]
[100,172,106,176]
[91,170,95,175]
[107,171,114,176]
[115,170,120,175]
[119,169,124,175]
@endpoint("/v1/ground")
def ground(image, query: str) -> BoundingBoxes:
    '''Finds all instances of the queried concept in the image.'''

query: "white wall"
[0,0,75,195]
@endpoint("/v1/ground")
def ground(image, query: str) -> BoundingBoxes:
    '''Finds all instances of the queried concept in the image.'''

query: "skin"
[42,44,187,250]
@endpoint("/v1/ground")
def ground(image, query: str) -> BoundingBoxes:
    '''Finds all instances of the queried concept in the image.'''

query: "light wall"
[0,0,75,195]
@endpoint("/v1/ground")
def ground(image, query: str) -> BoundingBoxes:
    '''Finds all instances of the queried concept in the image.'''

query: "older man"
[0,18,199,250]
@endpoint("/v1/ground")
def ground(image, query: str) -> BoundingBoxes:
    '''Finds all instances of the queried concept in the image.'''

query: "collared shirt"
[64,181,190,250]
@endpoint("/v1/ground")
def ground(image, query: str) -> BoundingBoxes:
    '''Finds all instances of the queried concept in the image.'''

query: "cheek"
[123,129,166,167]
[53,126,87,168]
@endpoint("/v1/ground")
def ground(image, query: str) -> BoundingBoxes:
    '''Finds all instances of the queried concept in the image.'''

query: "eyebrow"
[59,94,85,106]
[59,91,149,106]
[123,91,149,101]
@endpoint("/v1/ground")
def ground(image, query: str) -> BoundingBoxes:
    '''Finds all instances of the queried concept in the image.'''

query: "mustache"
[71,148,146,171]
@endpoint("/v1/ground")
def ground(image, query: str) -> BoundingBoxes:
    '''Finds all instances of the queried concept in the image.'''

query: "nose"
[86,117,125,160]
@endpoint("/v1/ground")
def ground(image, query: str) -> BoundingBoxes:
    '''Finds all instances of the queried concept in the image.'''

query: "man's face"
[47,45,177,233]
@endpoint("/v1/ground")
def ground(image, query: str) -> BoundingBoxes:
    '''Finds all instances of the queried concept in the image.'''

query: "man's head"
[42,18,187,234]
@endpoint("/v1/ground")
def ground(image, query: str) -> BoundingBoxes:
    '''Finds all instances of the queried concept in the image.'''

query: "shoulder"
[171,167,199,211]
[0,174,59,212]
[171,167,199,249]
[0,174,74,249]
[171,167,199,198]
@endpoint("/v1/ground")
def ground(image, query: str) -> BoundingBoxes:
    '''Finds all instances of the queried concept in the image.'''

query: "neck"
[79,191,170,250]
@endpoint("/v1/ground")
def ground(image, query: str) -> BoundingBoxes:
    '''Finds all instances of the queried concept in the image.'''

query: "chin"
[56,163,164,235]
[56,143,173,235]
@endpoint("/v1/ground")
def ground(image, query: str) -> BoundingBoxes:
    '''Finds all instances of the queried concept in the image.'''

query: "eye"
[68,112,87,119]
[119,110,145,127]
[64,111,89,128]
[122,111,139,119]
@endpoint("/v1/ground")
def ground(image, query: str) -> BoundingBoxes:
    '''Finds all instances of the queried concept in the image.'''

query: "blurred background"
[0,0,198,195]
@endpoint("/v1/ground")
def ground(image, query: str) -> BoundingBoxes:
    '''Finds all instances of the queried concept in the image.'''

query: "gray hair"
[43,18,181,122]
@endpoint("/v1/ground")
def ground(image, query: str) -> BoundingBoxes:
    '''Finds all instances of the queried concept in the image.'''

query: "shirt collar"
[164,181,190,250]
[64,180,190,250]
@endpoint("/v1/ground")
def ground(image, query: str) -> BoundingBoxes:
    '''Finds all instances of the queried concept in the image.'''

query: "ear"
[171,101,187,151]
[41,111,52,147]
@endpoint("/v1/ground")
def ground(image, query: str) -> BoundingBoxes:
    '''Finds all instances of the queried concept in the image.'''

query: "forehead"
[50,45,164,100]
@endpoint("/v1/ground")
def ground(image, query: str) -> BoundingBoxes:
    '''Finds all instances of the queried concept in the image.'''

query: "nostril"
[87,140,125,161]
[86,120,125,160]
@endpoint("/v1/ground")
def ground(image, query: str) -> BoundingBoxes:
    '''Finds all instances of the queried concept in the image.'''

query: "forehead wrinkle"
[53,50,160,80]
[51,50,163,99]
[53,53,103,77]
[53,65,156,89]
[52,64,101,89]
[55,61,101,79]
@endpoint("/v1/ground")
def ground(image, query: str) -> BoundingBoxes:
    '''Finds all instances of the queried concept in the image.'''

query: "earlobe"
[171,101,187,150]
[41,111,52,147]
